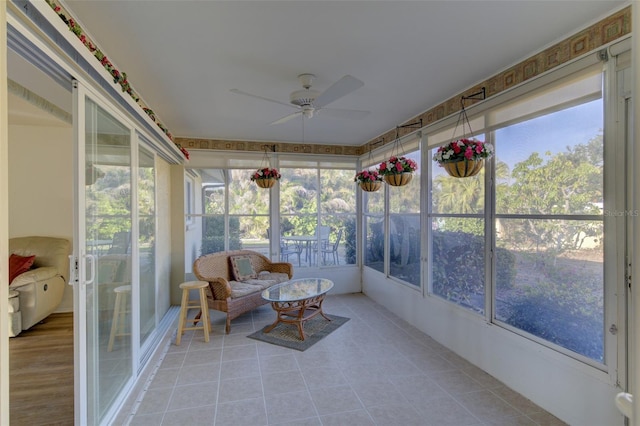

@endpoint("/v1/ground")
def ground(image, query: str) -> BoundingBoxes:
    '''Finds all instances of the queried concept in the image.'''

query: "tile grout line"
[294,344,322,424]
[211,322,225,426]
[250,309,270,426]
[338,303,379,425]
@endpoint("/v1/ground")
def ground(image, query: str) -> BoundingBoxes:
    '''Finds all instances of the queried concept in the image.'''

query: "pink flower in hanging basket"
[433,138,493,166]
[250,167,281,181]
[378,156,418,175]
[354,169,383,183]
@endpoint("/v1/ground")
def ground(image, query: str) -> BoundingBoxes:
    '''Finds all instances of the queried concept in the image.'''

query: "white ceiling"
[13,1,629,146]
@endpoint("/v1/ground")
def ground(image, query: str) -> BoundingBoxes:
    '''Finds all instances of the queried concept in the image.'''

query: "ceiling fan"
[230,74,370,125]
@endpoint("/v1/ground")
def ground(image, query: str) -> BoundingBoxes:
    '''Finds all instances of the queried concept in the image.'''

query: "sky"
[494,98,602,168]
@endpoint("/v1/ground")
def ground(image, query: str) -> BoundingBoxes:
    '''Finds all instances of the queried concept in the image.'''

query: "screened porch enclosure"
[184,61,611,372]
[177,34,629,426]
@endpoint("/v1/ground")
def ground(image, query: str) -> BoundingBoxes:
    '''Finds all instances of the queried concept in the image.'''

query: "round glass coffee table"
[261,278,334,341]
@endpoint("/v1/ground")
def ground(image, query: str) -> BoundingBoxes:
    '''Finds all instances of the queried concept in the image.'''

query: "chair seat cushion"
[229,280,271,298]
[242,278,276,290]
[257,271,290,283]
[228,275,290,298]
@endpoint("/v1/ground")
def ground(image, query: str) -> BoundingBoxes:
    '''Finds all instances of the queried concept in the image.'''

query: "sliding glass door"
[74,82,134,425]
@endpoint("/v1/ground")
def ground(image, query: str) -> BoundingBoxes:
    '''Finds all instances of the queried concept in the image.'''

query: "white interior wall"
[8,124,73,312]
[363,268,623,426]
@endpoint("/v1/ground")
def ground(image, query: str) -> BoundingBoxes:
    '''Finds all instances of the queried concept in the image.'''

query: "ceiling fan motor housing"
[290,89,319,107]
[290,73,318,107]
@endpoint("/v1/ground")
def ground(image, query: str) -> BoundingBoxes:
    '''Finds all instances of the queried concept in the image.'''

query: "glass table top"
[262,278,334,302]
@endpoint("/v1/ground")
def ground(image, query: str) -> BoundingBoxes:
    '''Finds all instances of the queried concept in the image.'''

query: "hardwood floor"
[10,312,74,426]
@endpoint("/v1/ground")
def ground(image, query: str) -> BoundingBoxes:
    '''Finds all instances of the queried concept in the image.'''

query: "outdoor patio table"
[282,235,318,264]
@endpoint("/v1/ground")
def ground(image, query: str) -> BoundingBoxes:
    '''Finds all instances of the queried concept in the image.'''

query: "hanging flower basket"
[254,177,277,188]
[359,181,382,192]
[384,172,413,186]
[354,169,383,192]
[442,159,484,178]
[250,167,281,188]
[433,138,493,178]
[378,156,417,187]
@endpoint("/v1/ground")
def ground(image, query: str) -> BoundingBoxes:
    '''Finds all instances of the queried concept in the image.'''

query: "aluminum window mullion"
[384,182,390,277]
[224,170,230,251]
[422,137,431,298]
[429,213,485,219]
[486,131,495,324]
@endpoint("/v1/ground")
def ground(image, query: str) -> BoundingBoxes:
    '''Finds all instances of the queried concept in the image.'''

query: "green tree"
[497,134,603,254]
[280,168,318,236]
[86,165,131,240]
[431,161,509,235]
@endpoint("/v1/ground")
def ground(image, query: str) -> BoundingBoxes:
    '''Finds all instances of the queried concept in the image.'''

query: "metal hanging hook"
[260,144,276,169]
[452,87,486,141]
[393,119,423,157]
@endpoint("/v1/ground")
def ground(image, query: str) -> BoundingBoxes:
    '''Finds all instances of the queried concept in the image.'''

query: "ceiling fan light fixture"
[297,73,315,88]
[302,106,314,119]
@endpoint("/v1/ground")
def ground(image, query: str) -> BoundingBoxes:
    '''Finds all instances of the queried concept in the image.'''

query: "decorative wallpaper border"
[175,138,362,157]
[180,6,630,158]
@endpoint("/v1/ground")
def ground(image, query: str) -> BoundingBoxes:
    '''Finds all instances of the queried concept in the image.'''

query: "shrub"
[201,216,241,255]
[506,292,603,362]
[496,248,516,290]
[432,230,516,307]
[368,220,385,262]
[345,218,356,264]
[432,231,483,300]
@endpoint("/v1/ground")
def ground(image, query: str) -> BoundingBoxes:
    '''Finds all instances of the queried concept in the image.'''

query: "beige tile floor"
[119,293,567,426]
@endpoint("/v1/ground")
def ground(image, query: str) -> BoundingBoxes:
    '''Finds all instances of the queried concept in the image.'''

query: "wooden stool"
[176,280,210,345]
[108,285,131,352]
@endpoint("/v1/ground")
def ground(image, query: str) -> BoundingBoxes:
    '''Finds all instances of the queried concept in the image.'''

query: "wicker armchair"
[193,249,293,333]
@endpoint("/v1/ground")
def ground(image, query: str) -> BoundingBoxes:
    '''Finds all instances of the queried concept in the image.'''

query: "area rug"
[247,314,349,351]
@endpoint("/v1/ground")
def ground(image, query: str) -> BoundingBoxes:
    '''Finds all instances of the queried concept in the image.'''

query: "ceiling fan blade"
[269,111,302,125]
[313,75,364,109]
[230,88,296,109]
[317,108,370,120]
